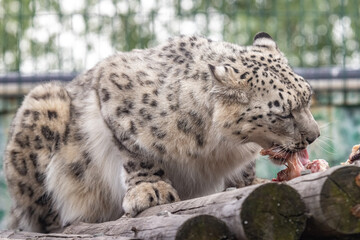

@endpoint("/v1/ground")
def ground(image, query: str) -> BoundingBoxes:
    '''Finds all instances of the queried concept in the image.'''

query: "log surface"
[0,183,306,240]
[1,165,358,240]
[287,165,360,237]
[64,183,306,240]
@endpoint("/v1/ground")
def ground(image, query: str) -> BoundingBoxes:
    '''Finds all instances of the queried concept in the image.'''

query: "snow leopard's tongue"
[269,148,310,181]
[297,149,310,166]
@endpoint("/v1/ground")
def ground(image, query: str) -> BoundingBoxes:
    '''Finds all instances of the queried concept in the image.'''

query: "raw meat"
[344,144,360,165]
[260,148,329,181]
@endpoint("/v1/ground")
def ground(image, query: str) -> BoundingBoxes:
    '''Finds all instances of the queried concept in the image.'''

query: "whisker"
[316,138,335,151]
[318,134,334,140]
[239,136,249,144]
[318,121,335,129]
[311,141,335,156]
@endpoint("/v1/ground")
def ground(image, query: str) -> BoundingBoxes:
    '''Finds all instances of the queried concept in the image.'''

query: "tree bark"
[0,229,136,239]
[287,165,360,237]
[2,165,359,239]
[0,183,306,240]
[63,182,306,240]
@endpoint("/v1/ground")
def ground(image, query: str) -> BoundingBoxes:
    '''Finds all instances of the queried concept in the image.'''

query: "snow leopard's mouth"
[260,146,309,166]
[260,148,311,181]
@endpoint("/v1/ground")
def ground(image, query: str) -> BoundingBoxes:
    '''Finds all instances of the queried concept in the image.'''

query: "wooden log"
[135,182,307,240]
[64,214,235,240]
[0,229,136,240]
[65,182,307,239]
[287,165,360,237]
[0,182,307,240]
[0,214,236,240]
[175,215,236,240]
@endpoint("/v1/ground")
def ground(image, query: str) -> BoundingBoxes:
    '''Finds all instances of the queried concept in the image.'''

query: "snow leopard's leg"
[119,146,180,216]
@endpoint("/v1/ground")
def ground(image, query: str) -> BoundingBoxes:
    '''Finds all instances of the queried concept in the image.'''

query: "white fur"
[46,90,125,225]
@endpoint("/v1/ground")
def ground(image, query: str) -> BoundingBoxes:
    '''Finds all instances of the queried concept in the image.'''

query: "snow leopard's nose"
[306,136,317,145]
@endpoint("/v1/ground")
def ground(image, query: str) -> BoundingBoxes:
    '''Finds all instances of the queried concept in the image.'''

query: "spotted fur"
[4,32,319,232]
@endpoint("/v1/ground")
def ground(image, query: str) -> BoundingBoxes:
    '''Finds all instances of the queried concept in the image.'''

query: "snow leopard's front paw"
[122,181,180,217]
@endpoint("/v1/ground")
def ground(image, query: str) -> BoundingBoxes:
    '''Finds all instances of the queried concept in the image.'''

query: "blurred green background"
[1,0,360,229]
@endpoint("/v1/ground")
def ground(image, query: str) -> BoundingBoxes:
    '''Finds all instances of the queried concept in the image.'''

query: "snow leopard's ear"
[208,64,238,86]
[208,64,250,104]
[253,32,277,49]
[209,64,226,84]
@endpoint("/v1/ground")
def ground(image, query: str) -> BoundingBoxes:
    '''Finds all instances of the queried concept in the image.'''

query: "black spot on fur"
[140,161,154,169]
[101,88,110,102]
[142,93,150,104]
[188,111,203,127]
[18,182,34,197]
[240,72,249,79]
[170,104,179,111]
[35,172,45,184]
[135,180,145,185]
[167,193,176,202]
[41,126,55,141]
[151,126,167,139]
[150,100,158,107]
[153,188,160,199]
[154,169,165,177]
[32,111,40,121]
[38,207,57,233]
[116,106,129,116]
[63,124,70,144]
[138,172,148,177]
[54,132,60,151]
[35,194,51,206]
[177,118,191,134]
[10,151,27,176]
[201,72,210,82]
[236,117,243,124]
[29,153,38,167]
[34,135,43,150]
[24,109,31,116]
[153,143,166,154]
[279,92,284,99]
[167,94,174,101]
[228,57,236,62]
[82,151,92,166]
[130,121,137,135]
[109,73,123,90]
[274,100,280,107]
[124,161,137,173]
[68,162,85,179]
[47,110,58,120]
[15,132,30,148]
[196,134,204,147]
[139,108,152,121]
[73,129,83,141]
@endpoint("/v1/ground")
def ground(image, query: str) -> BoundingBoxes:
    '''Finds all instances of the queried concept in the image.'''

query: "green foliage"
[0,0,359,73]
